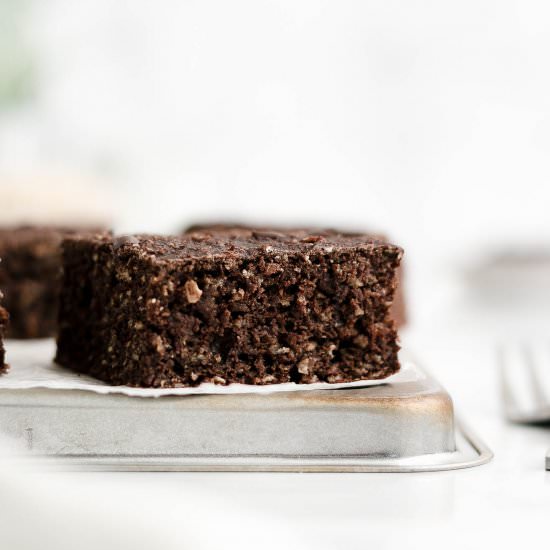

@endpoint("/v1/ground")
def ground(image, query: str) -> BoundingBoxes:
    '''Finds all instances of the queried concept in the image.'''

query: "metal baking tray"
[0,364,492,472]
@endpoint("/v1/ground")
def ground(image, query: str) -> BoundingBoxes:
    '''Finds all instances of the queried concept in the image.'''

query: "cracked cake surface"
[55,231,403,388]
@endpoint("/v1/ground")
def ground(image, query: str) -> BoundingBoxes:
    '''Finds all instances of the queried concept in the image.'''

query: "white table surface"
[1,294,549,550]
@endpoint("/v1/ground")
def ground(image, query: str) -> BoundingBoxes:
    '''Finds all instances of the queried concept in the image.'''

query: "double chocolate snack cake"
[390,269,406,327]
[56,232,403,388]
[184,223,407,328]
[0,226,104,338]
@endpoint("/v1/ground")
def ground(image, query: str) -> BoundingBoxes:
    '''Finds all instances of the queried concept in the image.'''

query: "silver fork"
[498,342,550,469]
[498,342,550,424]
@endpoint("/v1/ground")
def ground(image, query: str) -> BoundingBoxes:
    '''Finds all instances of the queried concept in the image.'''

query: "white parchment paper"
[0,339,422,397]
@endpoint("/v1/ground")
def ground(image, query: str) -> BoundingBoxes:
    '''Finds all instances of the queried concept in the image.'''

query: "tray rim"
[12,418,492,473]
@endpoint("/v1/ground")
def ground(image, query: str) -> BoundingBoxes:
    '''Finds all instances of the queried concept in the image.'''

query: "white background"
[2,2,550,547]
[3,0,550,322]
[3,1,550,238]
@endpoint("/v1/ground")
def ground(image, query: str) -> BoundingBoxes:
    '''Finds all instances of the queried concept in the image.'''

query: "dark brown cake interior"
[56,232,402,388]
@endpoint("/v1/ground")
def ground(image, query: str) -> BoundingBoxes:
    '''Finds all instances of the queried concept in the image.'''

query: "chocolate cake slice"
[56,232,403,388]
[184,223,407,327]
[0,226,105,338]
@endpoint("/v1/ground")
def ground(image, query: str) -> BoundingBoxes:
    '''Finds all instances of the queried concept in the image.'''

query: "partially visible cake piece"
[0,226,106,338]
[390,268,406,327]
[0,297,8,373]
[56,232,403,388]
[183,223,408,327]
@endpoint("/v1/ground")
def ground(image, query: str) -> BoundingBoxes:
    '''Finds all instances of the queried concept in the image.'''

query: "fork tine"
[498,341,550,423]
[497,344,520,420]
[521,343,549,408]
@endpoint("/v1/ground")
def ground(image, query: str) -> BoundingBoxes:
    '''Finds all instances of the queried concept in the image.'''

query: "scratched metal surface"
[0,365,492,472]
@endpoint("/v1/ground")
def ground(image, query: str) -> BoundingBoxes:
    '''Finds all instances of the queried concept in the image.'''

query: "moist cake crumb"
[184,223,407,328]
